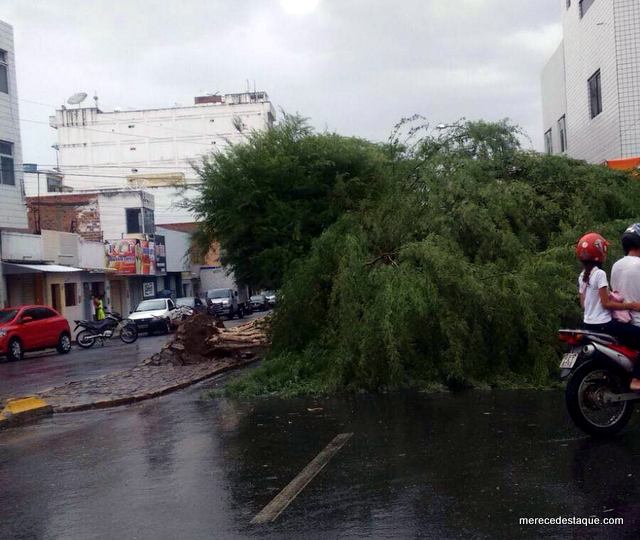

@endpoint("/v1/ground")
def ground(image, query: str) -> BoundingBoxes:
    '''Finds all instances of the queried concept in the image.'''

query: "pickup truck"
[128,298,180,334]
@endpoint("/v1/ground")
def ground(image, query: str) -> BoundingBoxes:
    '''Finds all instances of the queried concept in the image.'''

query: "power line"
[18,96,255,145]
[20,117,222,148]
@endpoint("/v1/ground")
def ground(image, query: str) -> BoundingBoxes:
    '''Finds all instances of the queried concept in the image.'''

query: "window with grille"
[0,50,7,94]
[588,70,602,119]
[580,0,596,18]
[558,116,567,153]
[0,141,15,185]
[544,129,553,155]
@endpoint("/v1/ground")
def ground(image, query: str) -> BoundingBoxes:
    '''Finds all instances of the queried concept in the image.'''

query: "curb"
[0,396,53,430]
[48,356,260,413]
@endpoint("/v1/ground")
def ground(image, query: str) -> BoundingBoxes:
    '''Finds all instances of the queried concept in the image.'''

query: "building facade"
[23,188,198,314]
[0,20,29,309]
[541,0,640,163]
[49,92,276,224]
[1,229,106,333]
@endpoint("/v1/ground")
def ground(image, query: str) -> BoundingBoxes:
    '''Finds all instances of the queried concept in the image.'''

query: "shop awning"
[2,263,84,275]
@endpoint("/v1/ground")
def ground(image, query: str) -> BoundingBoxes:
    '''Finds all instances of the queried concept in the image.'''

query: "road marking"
[251,432,353,524]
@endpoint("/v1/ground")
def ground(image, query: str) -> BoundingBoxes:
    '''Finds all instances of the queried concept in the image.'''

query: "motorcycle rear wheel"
[566,360,634,437]
[76,330,96,349]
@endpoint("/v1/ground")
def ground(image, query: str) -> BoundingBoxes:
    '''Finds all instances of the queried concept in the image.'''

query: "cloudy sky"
[4,0,562,166]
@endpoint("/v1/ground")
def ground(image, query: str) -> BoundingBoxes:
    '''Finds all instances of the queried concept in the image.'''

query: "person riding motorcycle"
[576,232,640,343]
[611,224,640,390]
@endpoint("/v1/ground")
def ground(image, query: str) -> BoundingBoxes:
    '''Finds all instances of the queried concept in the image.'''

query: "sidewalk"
[38,356,258,413]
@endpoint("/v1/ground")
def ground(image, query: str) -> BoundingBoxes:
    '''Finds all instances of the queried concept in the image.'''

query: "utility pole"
[36,170,41,233]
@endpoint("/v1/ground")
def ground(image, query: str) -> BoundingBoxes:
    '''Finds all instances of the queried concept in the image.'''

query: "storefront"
[2,262,85,333]
[104,234,166,311]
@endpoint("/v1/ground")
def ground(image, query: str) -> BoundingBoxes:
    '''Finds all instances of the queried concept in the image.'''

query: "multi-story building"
[0,20,28,308]
[49,92,276,224]
[23,188,161,314]
[541,0,640,163]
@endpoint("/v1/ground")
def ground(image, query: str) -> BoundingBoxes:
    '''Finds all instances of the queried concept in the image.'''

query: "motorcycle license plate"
[560,351,579,369]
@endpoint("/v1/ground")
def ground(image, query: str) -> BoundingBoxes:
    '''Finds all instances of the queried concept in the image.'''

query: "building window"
[0,140,15,185]
[557,116,567,153]
[125,207,155,234]
[0,50,7,94]
[579,0,596,18]
[566,0,571,8]
[588,69,603,119]
[64,283,77,307]
[544,129,553,155]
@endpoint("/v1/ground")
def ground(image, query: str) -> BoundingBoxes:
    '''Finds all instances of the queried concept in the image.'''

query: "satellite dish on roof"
[67,92,88,105]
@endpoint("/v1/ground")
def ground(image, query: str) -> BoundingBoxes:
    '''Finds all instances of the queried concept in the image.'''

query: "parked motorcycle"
[74,312,138,348]
[559,328,640,436]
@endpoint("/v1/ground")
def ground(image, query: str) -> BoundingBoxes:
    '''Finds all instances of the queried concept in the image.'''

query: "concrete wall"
[79,240,105,270]
[50,95,275,224]
[541,42,567,154]
[98,190,154,239]
[156,226,191,273]
[1,231,43,261]
[42,230,79,267]
[614,0,640,158]
[0,20,27,229]
[562,0,619,163]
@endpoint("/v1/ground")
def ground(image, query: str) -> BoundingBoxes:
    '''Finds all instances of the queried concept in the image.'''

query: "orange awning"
[606,157,640,171]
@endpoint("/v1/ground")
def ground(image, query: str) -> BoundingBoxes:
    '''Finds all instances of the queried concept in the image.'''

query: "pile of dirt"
[142,314,270,366]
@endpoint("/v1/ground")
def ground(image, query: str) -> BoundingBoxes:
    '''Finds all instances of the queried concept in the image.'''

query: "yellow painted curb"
[0,396,52,428]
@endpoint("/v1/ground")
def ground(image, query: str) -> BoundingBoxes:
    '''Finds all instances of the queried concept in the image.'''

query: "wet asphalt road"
[2,383,640,539]
[0,313,265,402]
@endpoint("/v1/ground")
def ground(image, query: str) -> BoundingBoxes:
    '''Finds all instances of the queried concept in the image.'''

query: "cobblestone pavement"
[39,356,258,412]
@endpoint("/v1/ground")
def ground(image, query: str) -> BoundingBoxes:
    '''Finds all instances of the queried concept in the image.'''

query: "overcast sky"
[3,0,562,166]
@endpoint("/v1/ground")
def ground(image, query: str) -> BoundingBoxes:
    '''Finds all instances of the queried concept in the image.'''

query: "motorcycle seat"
[79,319,114,331]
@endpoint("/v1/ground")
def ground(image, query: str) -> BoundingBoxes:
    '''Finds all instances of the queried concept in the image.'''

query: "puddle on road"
[4,386,640,539]
[206,389,640,537]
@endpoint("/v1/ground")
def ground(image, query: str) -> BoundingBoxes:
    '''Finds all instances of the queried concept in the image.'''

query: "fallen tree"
[143,314,270,367]
[225,119,640,396]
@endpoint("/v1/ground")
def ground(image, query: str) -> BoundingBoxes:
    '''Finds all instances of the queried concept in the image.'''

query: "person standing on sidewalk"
[95,295,106,321]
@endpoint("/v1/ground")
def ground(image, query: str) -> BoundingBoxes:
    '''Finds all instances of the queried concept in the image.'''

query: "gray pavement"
[0,312,266,401]
[1,384,639,539]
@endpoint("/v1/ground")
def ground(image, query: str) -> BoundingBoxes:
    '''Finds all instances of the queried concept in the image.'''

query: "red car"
[0,305,72,361]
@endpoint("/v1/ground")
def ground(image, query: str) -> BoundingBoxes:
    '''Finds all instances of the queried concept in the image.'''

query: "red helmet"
[576,232,609,262]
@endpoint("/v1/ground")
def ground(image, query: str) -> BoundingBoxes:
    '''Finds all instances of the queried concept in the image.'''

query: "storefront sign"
[105,238,157,275]
[143,281,155,298]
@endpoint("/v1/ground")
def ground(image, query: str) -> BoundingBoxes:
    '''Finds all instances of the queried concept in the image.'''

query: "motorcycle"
[74,312,138,348]
[559,328,640,436]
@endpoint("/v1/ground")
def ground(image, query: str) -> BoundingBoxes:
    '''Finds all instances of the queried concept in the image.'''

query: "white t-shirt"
[578,267,611,324]
[611,256,640,326]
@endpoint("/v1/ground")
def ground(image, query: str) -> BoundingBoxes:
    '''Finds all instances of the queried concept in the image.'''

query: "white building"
[541,0,640,163]
[49,92,276,224]
[0,20,28,308]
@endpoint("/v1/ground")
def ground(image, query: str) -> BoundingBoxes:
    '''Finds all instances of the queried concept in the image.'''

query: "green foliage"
[233,119,640,396]
[191,114,386,289]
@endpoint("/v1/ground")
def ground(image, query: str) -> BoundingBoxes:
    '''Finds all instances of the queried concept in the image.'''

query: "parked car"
[176,296,207,314]
[0,305,72,361]
[205,288,245,319]
[249,294,269,312]
[128,298,180,335]
[262,290,277,307]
